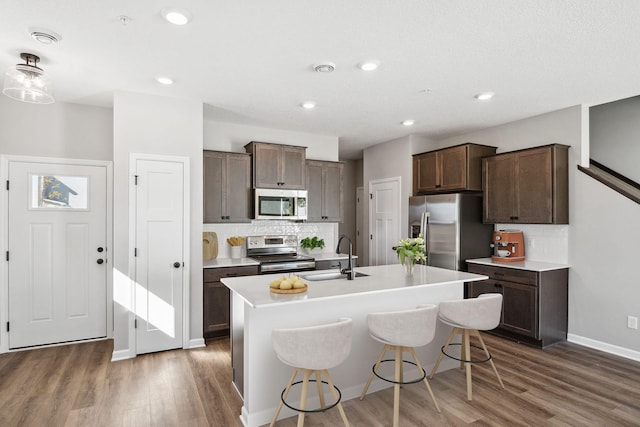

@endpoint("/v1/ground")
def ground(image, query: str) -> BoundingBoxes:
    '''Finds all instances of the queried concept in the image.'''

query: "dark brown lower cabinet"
[203,265,259,340]
[466,263,568,348]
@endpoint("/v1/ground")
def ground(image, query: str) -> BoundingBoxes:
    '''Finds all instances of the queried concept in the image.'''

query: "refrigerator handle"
[421,212,430,263]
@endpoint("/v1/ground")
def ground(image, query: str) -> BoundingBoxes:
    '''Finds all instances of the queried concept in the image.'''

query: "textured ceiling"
[2,1,640,158]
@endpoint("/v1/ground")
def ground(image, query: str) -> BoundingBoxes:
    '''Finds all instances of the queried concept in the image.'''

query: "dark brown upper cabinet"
[244,141,306,189]
[204,150,252,223]
[306,160,344,222]
[413,143,497,194]
[483,144,569,224]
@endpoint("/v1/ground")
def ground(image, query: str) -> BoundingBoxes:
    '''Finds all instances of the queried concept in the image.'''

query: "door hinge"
[134,248,137,257]
[5,251,8,261]
[369,193,373,199]
[134,319,137,329]
[134,175,139,185]
[370,234,373,240]
[6,322,9,332]
[5,180,9,190]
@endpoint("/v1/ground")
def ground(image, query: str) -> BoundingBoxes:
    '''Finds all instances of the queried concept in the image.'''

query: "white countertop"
[466,257,570,272]
[203,258,260,269]
[312,252,357,261]
[221,264,488,308]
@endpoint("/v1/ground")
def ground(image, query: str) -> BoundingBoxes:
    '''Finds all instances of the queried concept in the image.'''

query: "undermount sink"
[303,271,369,281]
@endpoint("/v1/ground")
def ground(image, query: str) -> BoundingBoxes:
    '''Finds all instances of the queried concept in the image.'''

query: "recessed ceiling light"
[474,92,495,101]
[156,76,174,85]
[402,120,415,126]
[301,101,316,109]
[313,62,336,73]
[161,8,192,25]
[359,61,379,71]
[29,27,62,45]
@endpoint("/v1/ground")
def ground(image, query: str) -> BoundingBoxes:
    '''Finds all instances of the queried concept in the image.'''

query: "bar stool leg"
[393,346,402,427]
[296,370,312,427]
[429,328,456,378]
[474,330,505,389]
[270,368,299,427]
[408,347,440,413]
[463,329,473,401]
[323,369,350,427]
[360,344,389,399]
[315,371,326,408]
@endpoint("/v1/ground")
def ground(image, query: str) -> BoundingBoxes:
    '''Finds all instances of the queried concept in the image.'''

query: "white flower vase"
[404,257,415,275]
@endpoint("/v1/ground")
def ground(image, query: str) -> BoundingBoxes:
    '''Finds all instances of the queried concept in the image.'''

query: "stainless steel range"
[246,235,315,274]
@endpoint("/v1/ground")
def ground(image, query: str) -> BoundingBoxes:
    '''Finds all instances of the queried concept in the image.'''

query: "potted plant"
[300,236,325,254]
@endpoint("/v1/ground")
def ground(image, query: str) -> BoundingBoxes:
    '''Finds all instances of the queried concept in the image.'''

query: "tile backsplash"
[203,221,338,259]
[495,224,568,264]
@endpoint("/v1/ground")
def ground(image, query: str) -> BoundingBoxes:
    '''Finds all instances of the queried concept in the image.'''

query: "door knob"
[173,262,181,268]
[97,247,104,252]
[97,259,104,264]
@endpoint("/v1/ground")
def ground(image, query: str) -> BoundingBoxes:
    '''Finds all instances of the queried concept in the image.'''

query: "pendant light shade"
[3,53,54,104]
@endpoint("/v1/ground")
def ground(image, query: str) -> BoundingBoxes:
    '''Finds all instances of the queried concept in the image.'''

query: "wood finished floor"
[1,334,639,426]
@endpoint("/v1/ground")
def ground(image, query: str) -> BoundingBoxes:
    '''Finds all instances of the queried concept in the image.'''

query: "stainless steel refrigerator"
[409,193,494,271]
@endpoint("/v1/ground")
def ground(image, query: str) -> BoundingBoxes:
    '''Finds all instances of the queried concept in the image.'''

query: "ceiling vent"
[313,62,336,73]
[29,28,62,45]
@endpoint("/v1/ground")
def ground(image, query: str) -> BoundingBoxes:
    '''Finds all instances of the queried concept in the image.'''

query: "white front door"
[8,161,107,349]
[369,177,401,266]
[134,158,185,354]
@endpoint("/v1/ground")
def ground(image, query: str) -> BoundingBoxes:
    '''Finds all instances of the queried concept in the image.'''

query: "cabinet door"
[225,153,252,222]
[515,147,553,223]
[439,145,467,191]
[203,281,231,337]
[203,151,225,223]
[413,152,438,193]
[467,279,502,299]
[280,146,306,189]
[306,161,324,221]
[500,280,537,338]
[483,154,516,223]
[322,162,343,221]
[253,143,282,188]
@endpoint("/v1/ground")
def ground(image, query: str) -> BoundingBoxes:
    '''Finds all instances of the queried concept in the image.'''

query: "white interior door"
[369,177,401,266]
[8,161,107,349]
[134,158,185,354]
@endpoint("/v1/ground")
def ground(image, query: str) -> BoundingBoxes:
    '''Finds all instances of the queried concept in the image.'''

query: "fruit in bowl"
[270,275,306,290]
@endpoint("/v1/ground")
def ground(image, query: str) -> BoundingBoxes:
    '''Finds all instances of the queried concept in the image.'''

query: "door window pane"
[30,175,89,209]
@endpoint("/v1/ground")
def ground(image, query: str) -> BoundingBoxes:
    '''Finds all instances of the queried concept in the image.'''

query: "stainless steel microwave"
[254,189,308,220]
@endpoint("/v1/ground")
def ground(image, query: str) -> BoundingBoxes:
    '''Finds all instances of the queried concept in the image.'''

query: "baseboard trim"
[111,348,133,362]
[567,333,640,362]
[189,338,206,349]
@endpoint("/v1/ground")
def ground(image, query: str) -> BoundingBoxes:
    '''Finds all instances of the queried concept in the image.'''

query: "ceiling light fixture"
[156,76,174,85]
[313,62,336,73]
[301,101,316,109]
[402,120,415,126]
[29,28,62,45]
[2,53,54,104]
[161,8,192,25]
[474,92,495,101]
[359,61,379,71]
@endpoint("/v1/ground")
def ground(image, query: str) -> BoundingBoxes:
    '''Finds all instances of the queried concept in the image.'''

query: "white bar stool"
[270,317,352,427]
[429,293,505,401]
[360,305,440,427]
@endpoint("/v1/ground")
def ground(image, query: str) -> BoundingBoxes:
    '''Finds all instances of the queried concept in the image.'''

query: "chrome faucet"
[336,234,355,280]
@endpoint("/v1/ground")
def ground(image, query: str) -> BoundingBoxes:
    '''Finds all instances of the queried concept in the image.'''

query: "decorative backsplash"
[203,221,338,259]
[496,224,568,263]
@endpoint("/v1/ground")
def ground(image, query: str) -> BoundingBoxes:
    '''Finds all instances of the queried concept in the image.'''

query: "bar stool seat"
[270,317,352,427]
[429,293,505,401]
[360,305,440,427]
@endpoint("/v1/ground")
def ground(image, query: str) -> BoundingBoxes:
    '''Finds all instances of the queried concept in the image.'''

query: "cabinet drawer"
[204,265,259,283]
[468,264,537,286]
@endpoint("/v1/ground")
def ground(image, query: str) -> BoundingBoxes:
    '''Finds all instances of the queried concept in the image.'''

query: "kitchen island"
[222,264,488,427]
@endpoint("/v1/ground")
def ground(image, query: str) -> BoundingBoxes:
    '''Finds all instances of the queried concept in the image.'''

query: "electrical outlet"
[627,316,638,330]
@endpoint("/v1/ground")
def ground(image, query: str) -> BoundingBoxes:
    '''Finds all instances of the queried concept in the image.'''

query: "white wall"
[203,119,341,255]
[113,92,203,354]
[590,95,640,183]
[0,96,112,160]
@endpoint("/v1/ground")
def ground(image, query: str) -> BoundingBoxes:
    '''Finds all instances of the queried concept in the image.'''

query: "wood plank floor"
[1,334,639,426]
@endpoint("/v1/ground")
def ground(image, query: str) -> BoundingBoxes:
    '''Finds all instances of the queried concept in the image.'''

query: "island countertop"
[221,264,488,308]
